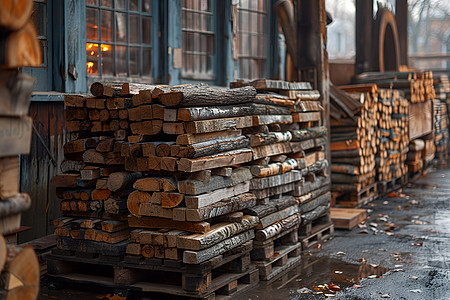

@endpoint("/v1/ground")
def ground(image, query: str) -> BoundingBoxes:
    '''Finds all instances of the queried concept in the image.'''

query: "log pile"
[376,89,409,182]
[48,79,331,291]
[329,84,379,207]
[433,75,450,163]
[355,71,435,103]
[0,1,40,296]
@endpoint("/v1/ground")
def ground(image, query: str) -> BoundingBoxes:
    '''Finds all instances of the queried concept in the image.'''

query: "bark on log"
[186,135,249,158]
[159,85,256,107]
[0,21,41,67]
[107,172,142,192]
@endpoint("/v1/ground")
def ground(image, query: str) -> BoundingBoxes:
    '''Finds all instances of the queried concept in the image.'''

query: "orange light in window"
[90,51,95,55]
[87,62,94,74]
[102,45,110,52]
[87,43,94,50]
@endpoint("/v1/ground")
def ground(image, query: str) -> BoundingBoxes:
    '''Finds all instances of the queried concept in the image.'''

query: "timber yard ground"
[39,162,450,300]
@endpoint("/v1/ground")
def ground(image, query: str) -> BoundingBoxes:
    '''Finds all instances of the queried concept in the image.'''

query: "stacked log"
[48,79,331,291]
[376,89,409,182]
[0,1,40,297]
[231,80,331,279]
[433,75,449,163]
[328,84,379,207]
[356,71,435,178]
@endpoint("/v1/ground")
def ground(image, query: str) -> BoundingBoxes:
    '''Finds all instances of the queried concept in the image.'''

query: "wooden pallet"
[378,174,408,195]
[330,208,367,230]
[298,213,330,237]
[299,222,334,249]
[252,242,302,281]
[46,241,258,299]
[336,182,378,208]
[251,225,299,261]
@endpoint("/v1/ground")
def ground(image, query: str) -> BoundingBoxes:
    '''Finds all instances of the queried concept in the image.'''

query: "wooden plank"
[184,193,257,221]
[176,129,242,146]
[128,216,210,234]
[250,170,301,190]
[252,115,292,126]
[330,140,360,151]
[0,156,19,199]
[177,216,259,250]
[178,168,252,195]
[185,182,250,209]
[182,230,254,264]
[330,208,366,230]
[184,116,253,134]
[251,142,291,160]
[291,112,321,123]
[0,116,32,157]
[178,149,253,172]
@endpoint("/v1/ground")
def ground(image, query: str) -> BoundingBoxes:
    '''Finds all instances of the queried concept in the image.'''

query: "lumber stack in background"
[0,1,40,297]
[356,71,434,179]
[329,84,378,207]
[376,89,409,183]
[433,74,450,164]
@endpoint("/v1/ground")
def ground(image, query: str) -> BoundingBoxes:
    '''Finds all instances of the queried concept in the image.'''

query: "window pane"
[129,14,139,44]
[142,0,152,13]
[129,47,139,75]
[142,16,152,45]
[86,0,98,5]
[143,47,152,76]
[101,10,113,42]
[116,45,127,76]
[130,0,138,11]
[101,0,112,7]
[115,0,126,10]
[101,44,113,75]
[86,8,98,40]
[86,43,99,75]
[116,12,127,43]
[31,2,46,36]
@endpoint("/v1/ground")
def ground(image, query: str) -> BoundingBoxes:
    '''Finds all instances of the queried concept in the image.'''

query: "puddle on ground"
[236,256,389,300]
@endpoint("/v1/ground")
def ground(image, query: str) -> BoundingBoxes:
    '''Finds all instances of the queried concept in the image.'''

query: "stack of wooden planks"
[47,79,332,292]
[355,71,435,103]
[406,139,425,175]
[433,98,449,163]
[0,1,40,296]
[329,84,379,207]
[376,89,409,183]
[232,79,332,279]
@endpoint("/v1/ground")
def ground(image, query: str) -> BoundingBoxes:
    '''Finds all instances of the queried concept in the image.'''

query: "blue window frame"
[236,0,270,80]
[181,0,215,80]
[86,0,157,80]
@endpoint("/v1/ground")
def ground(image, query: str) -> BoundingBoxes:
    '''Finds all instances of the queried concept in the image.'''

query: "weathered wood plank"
[185,182,250,209]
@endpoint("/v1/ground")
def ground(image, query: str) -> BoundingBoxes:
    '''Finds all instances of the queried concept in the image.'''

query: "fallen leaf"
[410,276,419,280]
[368,275,378,279]
[334,270,343,274]
[385,232,394,236]
[411,242,423,247]
[336,251,346,255]
[394,265,403,268]
[388,192,398,198]
[410,200,418,205]
[410,289,422,293]
[274,253,281,257]
[381,293,391,298]
[378,249,387,252]
[397,205,402,210]
[314,243,322,249]
[379,217,388,222]
[353,284,362,288]
[324,294,336,297]
[362,250,369,253]
[404,205,411,210]
[358,224,367,228]
[359,229,369,234]
[327,283,341,292]
[392,269,405,272]
[413,220,423,225]
[370,263,378,268]
[369,223,378,228]
[358,257,367,263]
[383,201,389,205]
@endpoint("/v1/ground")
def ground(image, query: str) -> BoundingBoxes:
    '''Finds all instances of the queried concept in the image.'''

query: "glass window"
[86,0,153,77]
[31,0,48,67]
[181,0,215,78]
[237,0,268,80]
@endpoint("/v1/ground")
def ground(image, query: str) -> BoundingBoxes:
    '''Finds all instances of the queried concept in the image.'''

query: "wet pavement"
[238,163,450,300]
[38,163,450,299]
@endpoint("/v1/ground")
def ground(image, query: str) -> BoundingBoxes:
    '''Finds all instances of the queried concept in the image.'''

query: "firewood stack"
[48,79,331,294]
[433,75,450,163]
[232,80,331,280]
[328,84,379,207]
[375,89,409,183]
[0,1,41,299]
